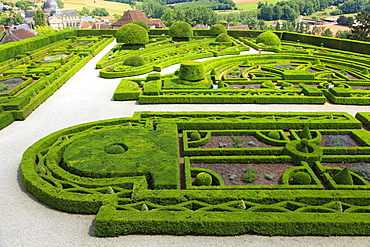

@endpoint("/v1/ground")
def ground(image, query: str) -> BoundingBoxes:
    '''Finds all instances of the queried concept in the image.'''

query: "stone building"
[25,0,80,30]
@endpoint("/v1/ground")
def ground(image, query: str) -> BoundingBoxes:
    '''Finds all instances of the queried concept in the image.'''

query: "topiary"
[189,131,201,141]
[124,56,145,67]
[215,33,232,42]
[333,167,353,185]
[141,203,149,211]
[178,60,206,82]
[362,68,369,75]
[169,21,193,38]
[290,171,312,185]
[268,130,280,140]
[116,23,149,45]
[209,24,227,36]
[297,138,309,153]
[106,144,126,154]
[334,202,343,212]
[313,58,321,65]
[299,126,312,140]
[132,20,149,31]
[194,172,212,186]
[237,200,246,210]
[106,186,115,194]
[256,31,280,46]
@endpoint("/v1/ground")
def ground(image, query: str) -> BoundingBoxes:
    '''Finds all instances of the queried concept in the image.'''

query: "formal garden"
[1,21,370,237]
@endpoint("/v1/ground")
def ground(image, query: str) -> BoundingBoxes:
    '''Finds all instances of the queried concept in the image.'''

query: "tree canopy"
[350,10,370,41]
[33,10,47,26]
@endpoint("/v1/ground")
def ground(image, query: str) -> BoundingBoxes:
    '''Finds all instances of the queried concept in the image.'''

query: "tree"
[33,10,47,26]
[91,8,109,16]
[0,13,10,26]
[321,28,333,36]
[113,14,121,20]
[13,12,24,24]
[335,30,352,39]
[272,4,282,20]
[337,15,354,26]
[35,25,56,36]
[258,4,273,21]
[79,7,90,16]
[161,6,217,27]
[350,10,370,41]
[137,0,167,19]
[339,0,368,14]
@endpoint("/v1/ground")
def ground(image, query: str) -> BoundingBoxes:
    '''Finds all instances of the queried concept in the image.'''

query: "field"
[235,0,285,10]
[62,0,131,16]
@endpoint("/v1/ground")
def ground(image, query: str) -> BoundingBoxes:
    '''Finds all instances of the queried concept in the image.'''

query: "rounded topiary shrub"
[209,24,227,36]
[169,21,193,38]
[190,131,201,141]
[116,23,149,45]
[178,61,206,81]
[124,56,145,67]
[106,144,125,154]
[215,33,232,42]
[132,20,149,31]
[194,172,212,186]
[290,171,311,185]
[256,31,281,46]
[268,130,280,140]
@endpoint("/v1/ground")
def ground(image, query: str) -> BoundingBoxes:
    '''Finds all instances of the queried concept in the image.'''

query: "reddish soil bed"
[191,163,294,186]
[321,162,369,169]
[228,84,261,89]
[351,86,370,90]
[192,135,276,149]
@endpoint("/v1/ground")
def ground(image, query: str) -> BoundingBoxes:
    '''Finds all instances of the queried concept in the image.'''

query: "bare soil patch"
[192,135,276,149]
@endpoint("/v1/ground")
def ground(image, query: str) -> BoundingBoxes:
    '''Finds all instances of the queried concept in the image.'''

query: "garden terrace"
[113,50,370,105]
[0,35,114,130]
[21,111,370,237]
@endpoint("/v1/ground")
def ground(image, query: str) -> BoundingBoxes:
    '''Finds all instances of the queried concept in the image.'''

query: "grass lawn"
[236,0,285,10]
[62,0,131,16]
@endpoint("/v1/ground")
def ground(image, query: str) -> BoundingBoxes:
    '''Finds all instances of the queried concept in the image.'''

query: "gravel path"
[1,41,370,247]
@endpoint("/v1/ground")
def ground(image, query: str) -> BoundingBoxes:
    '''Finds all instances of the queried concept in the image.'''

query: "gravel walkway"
[1,41,370,247]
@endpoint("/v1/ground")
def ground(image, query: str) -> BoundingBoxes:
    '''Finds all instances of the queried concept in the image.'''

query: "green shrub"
[215,33,232,42]
[237,199,246,210]
[190,131,201,141]
[290,171,312,185]
[124,56,145,67]
[0,84,8,91]
[116,23,149,45]
[210,24,227,36]
[169,21,193,38]
[132,20,149,31]
[268,130,280,140]
[243,167,258,183]
[333,167,353,185]
[105,144,126,154]
[256,31,280,46]
[194,172,212,186]
[299,126,312,140]
[178,61,206,82]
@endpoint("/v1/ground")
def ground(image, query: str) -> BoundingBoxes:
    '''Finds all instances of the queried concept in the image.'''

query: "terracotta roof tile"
[148,19,167,28]
[228,25,250,30]
[91,22,112,29]
[111,10,150,28]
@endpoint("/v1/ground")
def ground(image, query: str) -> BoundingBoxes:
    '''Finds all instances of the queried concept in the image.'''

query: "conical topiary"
[237,200,246,210]
[313,59,321,65]
[362,68,369,75]
[241,58,252,66]
[299,126,312,140]
[334,202,343,212]
[106,186,115,194]
[141,203,149,211]
[37,166,47,175]
[333,167,353,185]
[210,69,217,75]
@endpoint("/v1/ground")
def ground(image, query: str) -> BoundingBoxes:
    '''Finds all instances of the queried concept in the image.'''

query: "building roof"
[80,21,93,29]
[228,25,250,30]
[54,9,79,16]
[0,26,37,44]
[91,22,111,29]
[101,16,115,21]
[111,10,150,28]
[148,19,166,28]
[193,24,210,29]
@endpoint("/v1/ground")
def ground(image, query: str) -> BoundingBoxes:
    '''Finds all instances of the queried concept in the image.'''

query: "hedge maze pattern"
[0,33,114,130]
[21,111,370,237]
[110,33,370,105]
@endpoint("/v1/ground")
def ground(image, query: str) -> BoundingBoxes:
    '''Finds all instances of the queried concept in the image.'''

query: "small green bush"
[132,20,149,31]
[215,33,232,42]
[116,23,149,45]
[124,56,145,67]
[169,21,193,38]
[190,131,201,141]
[290,171,311,185]
[194,172,212,186]
[268,130,280,140]
[106,144,126,154]
[0,84,8,91]
[333,167,353,185]
[210,24,227,36]
[237,200,246,210]
[256,31,280,46]
[243,167,258,183]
